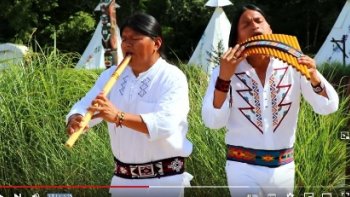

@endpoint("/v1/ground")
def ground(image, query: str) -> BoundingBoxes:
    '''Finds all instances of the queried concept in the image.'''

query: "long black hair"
[120,12,165,57]
[228,4,269,47]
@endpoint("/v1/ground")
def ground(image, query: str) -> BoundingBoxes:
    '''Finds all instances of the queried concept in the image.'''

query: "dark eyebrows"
[240,15,264,24]
[255,16,264,21]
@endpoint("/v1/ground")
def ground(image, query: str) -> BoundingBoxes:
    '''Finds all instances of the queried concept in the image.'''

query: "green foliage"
[0,0,346,59]
[319,62,350,84]
[56,11,96,52]
[206,39,225,67]
[117,0,211,60]
[162,0,211,60]
[0,0,59,43]
[0,51,348,196]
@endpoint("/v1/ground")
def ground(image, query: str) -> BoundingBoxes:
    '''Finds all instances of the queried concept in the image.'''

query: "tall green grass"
[0,51,113,196]
[0,51,348,196]
[294,98,349,196]
[180,63,229,196]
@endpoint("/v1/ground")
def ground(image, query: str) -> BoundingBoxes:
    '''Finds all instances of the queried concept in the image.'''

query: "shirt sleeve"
[300,70,339,115]
[201,67,231,129]
[141,70,190,141]
[65,68,116,126]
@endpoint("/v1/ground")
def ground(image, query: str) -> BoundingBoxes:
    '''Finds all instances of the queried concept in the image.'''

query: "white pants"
[109,172,193,197]
[226,160,295,197]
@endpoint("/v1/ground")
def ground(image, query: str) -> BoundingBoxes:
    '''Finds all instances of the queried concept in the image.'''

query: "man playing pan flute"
[201,4,339,197]
[66,13,193,197]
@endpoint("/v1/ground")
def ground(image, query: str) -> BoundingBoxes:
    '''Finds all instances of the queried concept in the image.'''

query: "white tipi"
[76,2,123,69]
[188,0,232,75]
[315,0,350,66]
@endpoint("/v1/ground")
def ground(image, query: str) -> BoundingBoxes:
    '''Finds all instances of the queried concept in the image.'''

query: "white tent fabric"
[0,43,28,69]
[315,0,350,66]
[76,3,123,69]
[188,1,232,75]
[205,0,232,7]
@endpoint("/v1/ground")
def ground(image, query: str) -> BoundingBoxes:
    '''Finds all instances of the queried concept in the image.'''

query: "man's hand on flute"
[66,114,89,136]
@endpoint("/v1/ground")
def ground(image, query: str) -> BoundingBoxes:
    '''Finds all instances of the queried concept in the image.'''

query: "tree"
[0,0,98,52]
[55,11,96,52]
[0,0,59,44]
[116,0,210,60]
[0,0,346,60]
[159,0,211,60]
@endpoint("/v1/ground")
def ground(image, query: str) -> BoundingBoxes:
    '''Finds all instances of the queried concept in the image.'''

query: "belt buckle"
[137,164,155,178]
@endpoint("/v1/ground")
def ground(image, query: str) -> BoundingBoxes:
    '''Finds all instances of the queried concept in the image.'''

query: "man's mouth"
[125,51,133,56]
[252,32,263,37]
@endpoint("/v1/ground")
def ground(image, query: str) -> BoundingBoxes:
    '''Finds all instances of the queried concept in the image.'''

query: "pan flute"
[239,34,311,80]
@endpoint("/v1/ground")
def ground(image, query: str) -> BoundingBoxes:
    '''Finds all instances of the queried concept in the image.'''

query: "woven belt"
[227,145,293,168]
[114,157,185,179]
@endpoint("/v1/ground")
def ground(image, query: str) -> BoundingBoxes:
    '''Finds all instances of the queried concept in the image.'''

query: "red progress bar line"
[0,185,149,189]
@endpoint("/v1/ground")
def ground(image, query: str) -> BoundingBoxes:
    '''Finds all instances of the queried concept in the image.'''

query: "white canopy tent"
[314,0,350,66]
[0,43,28,69]
[76,2,123,69]
[188,0,232,75]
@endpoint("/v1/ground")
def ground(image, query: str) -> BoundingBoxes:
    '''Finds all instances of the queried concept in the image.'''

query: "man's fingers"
[223,44,244,62]
[67,120,90,135]
[222,47,233,59]
[229,44,241,59]
[232,44,240,51]
[235,46,245,58]
[298,58,316,69]
[91,113,102,120]
[237,53,248,62]
[71,121,80,131]
[95,92,108,101]
[88,105,103,111]
[67,124,79,135]
[92,98,105,107]
[68,127,76,135]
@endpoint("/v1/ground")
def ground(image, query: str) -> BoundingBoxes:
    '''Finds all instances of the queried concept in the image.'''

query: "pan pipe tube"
[239,34,311,80]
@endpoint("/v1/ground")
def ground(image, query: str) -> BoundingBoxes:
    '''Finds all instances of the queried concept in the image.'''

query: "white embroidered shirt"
[202,58,339,150]
[67,58,193,163]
